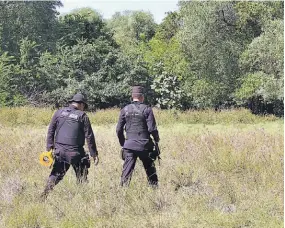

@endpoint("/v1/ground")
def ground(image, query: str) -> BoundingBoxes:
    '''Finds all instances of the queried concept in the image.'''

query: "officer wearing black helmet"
[116,86,160,187]
[41,93,99,199]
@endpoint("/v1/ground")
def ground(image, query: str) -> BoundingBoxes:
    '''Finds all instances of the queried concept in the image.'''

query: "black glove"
[81,154,91,168]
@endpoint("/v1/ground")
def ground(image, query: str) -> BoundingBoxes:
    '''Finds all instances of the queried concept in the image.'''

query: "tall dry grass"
[0,107,283,227]
[0,106,280,127]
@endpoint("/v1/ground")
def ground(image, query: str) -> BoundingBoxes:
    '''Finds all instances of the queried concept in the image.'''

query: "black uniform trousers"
[121,149,158,186]
[43,154,89,196]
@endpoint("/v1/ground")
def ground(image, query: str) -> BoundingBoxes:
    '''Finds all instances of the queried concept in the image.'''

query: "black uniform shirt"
[46,105,98,157]
[116,101,160,151]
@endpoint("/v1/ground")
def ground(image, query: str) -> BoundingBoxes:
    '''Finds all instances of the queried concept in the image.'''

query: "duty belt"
[126,132,150,139]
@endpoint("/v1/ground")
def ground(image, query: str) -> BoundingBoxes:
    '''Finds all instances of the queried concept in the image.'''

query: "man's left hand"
[93,155,99,166]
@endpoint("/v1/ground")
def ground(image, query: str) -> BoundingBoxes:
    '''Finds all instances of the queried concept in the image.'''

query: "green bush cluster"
[0,2,283,113]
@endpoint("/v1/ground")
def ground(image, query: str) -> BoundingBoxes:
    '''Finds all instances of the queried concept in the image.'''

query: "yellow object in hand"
[39,150,54,167]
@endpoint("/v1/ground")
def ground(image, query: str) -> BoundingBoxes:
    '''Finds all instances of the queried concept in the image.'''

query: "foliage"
[38,40,146,109]
[234,1,284,38]
[57,8,115,47]
[155,11,181,41]
[178,2,245,108]
[138,12,188,108]
[139,37,187,108]
[0,53,24,106]
[236,20,284,101]
[151,63,183,109]
[107,10,157,53]
[189,79,224,108]
[141,33,187,79]
[0,1,61,56]
[0,1,283,115]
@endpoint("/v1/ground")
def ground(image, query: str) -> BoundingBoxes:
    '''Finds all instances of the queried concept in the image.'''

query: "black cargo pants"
[121,149,158,186]
[42,153,89,198]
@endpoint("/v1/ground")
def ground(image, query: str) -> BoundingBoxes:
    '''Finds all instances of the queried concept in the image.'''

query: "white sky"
[57,0,179,23]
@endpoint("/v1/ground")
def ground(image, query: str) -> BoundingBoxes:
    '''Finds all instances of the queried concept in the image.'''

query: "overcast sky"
[57,0,179,23]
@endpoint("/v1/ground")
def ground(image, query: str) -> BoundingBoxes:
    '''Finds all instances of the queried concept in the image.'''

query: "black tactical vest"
[55,107,85,146]
[125,103,149,139]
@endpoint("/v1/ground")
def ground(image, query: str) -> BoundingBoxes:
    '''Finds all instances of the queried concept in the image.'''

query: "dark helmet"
[132,86,144,96]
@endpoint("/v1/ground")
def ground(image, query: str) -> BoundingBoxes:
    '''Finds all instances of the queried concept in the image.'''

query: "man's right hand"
[47,146,54,152]
[93,155,99,166]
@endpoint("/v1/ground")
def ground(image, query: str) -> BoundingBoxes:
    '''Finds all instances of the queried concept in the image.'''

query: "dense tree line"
[0,1,283,114]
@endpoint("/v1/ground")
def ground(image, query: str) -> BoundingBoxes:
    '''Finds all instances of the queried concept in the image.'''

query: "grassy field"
[0,108,283,227]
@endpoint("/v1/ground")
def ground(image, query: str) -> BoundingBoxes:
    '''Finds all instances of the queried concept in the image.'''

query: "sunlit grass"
[0,106,281,127]
[0,108,283,227]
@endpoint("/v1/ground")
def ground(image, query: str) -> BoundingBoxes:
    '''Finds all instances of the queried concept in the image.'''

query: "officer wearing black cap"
[116,86,160,186]
[41,93,99,199]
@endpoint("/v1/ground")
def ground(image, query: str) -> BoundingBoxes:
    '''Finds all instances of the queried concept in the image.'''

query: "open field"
[0,108,283,227]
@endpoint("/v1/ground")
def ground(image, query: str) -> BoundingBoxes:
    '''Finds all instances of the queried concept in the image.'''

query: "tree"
[234,1,284,39]
[178,1,246,108]
[155,11,181,41]
[0,6,152,108]
[0,1,61,56]
[151,62,183,109]
[107,11,157,54]
[57,8,115,47]
[139,36,187,108]
[38,39,150,109]
[0,52,23,106]
[235,19,284,114]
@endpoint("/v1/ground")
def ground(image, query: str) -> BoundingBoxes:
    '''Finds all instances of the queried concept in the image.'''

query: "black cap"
[68,93,88,109]
[132,86,144,96]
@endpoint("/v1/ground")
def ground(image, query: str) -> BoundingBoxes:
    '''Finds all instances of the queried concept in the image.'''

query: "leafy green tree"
[37,39,150,109]
[236,20,284,102]
[0,53,24,106]
[0,1,283,114]
[155,11,181,41]
[151,62,182,109]
[141,37,187,77]
[57,8,115,47]
[135,11,188,108]
[0,1,61,56]
[139,36,187,108]
[0,1,62,105]
[16,38,42,102]
[1,38,53,105]
[178,1,246,108]
[107,11,157,54]
[234,1,283,39]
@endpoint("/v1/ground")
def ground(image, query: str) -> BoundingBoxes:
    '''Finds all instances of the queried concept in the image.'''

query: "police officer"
[41,93,99,199]
[116,86,160,187]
